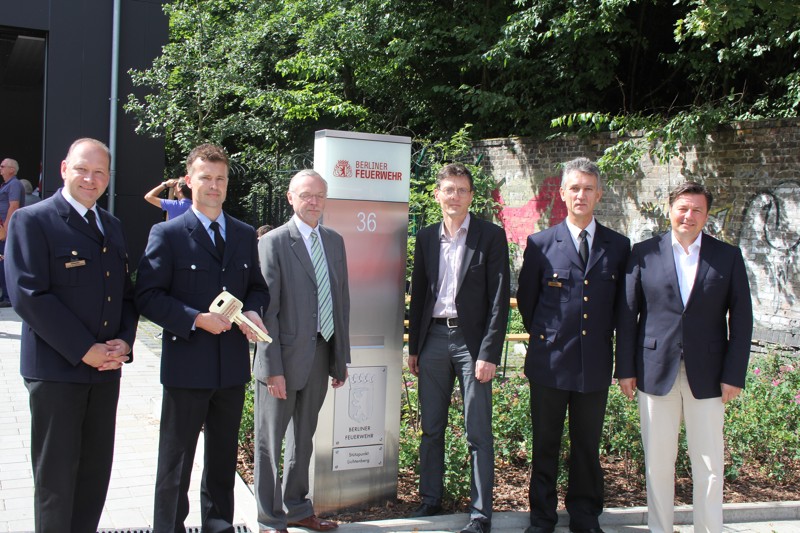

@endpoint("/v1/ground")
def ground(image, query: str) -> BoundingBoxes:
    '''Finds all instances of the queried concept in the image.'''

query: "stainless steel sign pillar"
[311,130,410,512]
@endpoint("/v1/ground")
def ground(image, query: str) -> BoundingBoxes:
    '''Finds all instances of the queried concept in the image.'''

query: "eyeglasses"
[295,192,326,202]
[438,187,472,197]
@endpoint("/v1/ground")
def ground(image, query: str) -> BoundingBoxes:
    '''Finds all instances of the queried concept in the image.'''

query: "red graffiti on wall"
[493,176,566,246]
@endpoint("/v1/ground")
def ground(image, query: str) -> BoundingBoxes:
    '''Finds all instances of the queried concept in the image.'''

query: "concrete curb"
[321,501,800,531]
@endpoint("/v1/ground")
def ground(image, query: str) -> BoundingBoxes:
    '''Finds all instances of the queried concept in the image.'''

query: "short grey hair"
[289,169,328,192]
[561,157,603,191]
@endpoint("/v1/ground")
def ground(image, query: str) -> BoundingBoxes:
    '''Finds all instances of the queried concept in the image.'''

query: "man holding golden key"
[136,143,270,532]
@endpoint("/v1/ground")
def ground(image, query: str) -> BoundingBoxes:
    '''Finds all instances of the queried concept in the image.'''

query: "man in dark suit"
[517,157,630,533]
[136,143,269,533]
[5,138,138,532]
[616,182,753,533]
[254,169,350,533]
[408,163,510,533]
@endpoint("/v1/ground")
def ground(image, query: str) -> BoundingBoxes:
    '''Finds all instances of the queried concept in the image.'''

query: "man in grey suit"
[254,169,350,533]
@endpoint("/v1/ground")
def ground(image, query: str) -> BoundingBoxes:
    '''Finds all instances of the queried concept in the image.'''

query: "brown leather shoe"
[287,515,339,531]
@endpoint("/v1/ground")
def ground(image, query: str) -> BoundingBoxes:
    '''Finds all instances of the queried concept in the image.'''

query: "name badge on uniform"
[548,280,562,288]
[65,259,86,269]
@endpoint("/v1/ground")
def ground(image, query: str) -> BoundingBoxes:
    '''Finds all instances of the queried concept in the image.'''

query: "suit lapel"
[685,233,711,310]
[185,210,219,260]
[220,214,241,267]
[457,218,479,289]
[585,223,608,272]
[555,222,584,270]
[658,232,684,310]
[428,224,442,297]
[288,220,317,285]
[54,192,103,244]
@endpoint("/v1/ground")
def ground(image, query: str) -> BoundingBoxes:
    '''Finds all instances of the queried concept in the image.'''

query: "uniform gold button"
[71,250,78,256]
[582,330,587,335]
[107,297,111,302]
[191,265,196,270]
[583,313,588,319]
[539,334,545,340]
[103,247,107,253]
[106,271,110,277]
[552,273,558,278]
[583,296,589,302]
[103,321,108,326]
[584,280,589,285]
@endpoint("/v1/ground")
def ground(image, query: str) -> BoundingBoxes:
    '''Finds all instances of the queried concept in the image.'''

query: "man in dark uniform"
[4,138,138,532]
[136,143,269,532]
[517,157,630,533]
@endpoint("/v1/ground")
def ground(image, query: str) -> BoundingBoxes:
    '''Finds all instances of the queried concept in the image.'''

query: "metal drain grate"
[98,526,251,533]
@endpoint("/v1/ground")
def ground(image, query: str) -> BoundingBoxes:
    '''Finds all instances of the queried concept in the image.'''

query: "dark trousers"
[528,383,608,530]
[255,336,331,530]
[153,385,245,533]
[0,238,7,301]
[418,324,494,521]
[25,378,120,533]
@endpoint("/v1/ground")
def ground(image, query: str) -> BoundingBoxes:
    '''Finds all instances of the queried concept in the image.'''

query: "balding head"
[0,158,19,182]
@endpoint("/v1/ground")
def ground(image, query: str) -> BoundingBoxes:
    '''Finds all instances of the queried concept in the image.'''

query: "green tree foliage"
[127,0,799,181]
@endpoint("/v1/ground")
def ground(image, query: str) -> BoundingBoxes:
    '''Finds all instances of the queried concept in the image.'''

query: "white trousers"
[639,362,725,533]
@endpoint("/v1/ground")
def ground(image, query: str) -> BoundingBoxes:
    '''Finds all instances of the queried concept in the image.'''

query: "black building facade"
[1,0,168,261]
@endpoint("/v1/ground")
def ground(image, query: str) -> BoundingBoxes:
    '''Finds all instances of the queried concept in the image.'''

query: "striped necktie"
[310,230,334,341]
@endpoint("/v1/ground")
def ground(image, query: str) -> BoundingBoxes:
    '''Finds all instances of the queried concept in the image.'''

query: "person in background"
[20,178,42,206]
[0,157,26,307]
[144,177,192,219]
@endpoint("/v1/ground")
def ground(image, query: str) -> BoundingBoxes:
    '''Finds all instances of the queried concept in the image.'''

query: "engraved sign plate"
[333,366,387,449]
[332,445,385,471]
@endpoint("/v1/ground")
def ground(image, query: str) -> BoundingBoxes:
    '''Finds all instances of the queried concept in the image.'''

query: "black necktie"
[210,221,225,257]
[578,229,589,268]
[84,209,104,242]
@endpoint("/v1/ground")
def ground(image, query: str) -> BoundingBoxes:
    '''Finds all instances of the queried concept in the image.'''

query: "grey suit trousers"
[255,336,331,529]
[418,323,494,521]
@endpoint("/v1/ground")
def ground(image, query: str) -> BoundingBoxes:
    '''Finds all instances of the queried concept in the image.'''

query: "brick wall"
[474,118,800,348]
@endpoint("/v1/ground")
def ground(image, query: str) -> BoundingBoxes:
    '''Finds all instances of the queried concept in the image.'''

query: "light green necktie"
[310,230,334,341]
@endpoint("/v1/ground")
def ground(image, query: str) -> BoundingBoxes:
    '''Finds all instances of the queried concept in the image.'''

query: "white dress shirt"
[671,231,702,307]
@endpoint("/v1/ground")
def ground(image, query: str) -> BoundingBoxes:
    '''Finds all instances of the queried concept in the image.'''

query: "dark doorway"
[0,26,46,193]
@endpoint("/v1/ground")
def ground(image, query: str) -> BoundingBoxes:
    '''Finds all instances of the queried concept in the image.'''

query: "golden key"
[209,291,272,343]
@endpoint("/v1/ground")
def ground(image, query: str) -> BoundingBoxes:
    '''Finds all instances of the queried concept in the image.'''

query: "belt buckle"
[446,317,458,328]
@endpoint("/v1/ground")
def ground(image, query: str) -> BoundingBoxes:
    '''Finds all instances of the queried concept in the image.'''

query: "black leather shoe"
[410,502,442,517]
[524,526,554,533]
[460,518,491,533]
[570,528,605,533]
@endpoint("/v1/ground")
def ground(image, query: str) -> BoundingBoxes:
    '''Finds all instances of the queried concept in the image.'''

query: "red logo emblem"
[333,160,352,178]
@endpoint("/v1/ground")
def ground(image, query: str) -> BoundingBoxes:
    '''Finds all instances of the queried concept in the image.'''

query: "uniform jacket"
[254,219,350,390]
[409,216,510,364]
[615,232,753,399]
[136,209,269,389]
[5,190,138,383]
[517,221,630,392]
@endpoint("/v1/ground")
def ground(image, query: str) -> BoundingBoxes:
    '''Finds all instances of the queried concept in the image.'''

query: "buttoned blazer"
[254,220,350,390]
[517,221,630,392]
[135,209,269,389]
[408,216,510,365]
[5,190,138,383]
[615,232,753,399]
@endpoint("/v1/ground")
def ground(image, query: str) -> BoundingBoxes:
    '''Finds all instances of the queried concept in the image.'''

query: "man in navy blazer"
[136,144,269,532]
[5,138,138,532]
[408,163,510,533]
[616,182,753,533]
[517,158,630,533]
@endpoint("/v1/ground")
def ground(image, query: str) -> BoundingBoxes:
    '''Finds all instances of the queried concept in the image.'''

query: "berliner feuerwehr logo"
[333,159,352,178]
